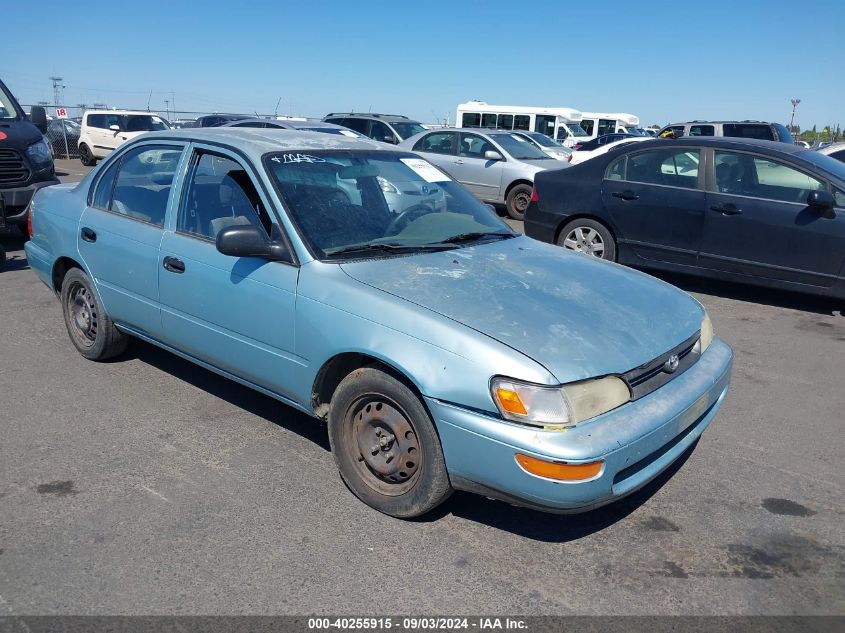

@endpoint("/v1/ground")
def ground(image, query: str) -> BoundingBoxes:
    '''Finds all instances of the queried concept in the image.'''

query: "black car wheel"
[328,367,452,518]
[557,218,617,261]
[79,144,97,166]
[61,268,127,360]
[505,184,533,220]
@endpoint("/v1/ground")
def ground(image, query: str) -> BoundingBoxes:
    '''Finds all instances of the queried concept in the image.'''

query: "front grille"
[0,148,30,187]
[622,331,701,400]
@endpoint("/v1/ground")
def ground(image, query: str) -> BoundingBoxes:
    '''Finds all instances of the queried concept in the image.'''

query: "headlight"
[491,375,630,429]
[694,311,714,354]
[26,139,53,166]
[377,176,399,195]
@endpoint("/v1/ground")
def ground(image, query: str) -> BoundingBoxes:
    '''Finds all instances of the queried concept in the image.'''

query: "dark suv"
[658,120,794,144]
[322,113,426,144]
[0,78,57,244]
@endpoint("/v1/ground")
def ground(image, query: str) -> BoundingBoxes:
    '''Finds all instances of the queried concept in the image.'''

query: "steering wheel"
[385,204,431,236]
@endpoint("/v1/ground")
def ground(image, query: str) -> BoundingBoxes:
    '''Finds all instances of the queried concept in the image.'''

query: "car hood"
[339,236,704,383]
[0,119,44,149]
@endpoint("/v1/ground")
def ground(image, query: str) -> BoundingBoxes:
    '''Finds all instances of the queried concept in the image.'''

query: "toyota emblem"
[663,354,680,374]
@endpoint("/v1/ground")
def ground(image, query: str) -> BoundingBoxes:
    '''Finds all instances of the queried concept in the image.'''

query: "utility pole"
[49,76,65,107]
[789,98,801,133]
[164,99,170,121]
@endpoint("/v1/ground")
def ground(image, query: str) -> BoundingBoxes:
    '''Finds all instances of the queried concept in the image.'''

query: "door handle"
[163,256,185,273]
[454,159,464,164]
[711,204,742,215]
[80,227,97,243]
[612,190,639,201]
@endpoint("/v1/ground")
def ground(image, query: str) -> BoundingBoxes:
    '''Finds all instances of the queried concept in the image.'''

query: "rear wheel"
[327,367,452,518]
[79,144,97,166]
[61,268,127,360]
[557,218,617,261]
[505,184,533,220]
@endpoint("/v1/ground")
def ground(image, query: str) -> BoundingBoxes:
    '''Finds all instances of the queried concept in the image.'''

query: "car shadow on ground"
[128,340,331,452]
[430,443,695,542]
[647,269,843,317]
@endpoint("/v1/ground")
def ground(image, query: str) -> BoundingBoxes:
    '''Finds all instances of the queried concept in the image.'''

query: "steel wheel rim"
[513,191,531,213]
[345,394,422,496]
[67,282,98,347]
[563,226,605,258]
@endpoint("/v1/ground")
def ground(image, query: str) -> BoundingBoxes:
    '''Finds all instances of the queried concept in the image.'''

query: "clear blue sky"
[3,0,842,129]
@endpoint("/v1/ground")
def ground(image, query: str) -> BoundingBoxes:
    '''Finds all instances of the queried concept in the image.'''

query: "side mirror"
[382,135,397,144]
[807,190,836,219]
[109,124,120,132]
[484,150,503,161]
[29,106,48,133]
[216,224,289,260]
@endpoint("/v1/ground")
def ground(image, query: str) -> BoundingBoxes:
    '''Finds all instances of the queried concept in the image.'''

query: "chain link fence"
[24,105,277,160]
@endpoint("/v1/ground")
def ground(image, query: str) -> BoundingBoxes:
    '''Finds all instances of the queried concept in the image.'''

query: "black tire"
[505,183,533,220]
[327,367,452,518]
[0,245,5,269]
[60,268,128,360]
[557,217,617,261]
[79,144,97,167]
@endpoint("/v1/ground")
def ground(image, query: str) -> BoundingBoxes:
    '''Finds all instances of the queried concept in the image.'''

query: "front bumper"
[426,338,733,513]
[0,178,60,221]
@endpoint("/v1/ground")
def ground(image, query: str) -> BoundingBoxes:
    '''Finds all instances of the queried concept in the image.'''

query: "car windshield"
[522,132,559,148]
[626,127,649,136]
[300,127,362,137]
[567,124,589,137]
[119,114,170,132]
[489,133,553,160]
[797,149,845,181]
[0,83,22,120]
[390,121,426,140]
[265,151,513,259]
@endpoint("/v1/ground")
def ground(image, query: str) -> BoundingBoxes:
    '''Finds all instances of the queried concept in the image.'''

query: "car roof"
[133,128,393,161]
[323,112,415,122]
[622,136,805,154]
[84,110,161,116]
[664,120,776,126]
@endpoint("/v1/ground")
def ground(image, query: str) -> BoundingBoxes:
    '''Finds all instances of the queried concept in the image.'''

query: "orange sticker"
[0,131,7,140]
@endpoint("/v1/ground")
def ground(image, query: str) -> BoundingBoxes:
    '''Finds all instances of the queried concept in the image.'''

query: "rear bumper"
[523,201,559,243]
[0,178,60,220]
[24,240,54,289]
[427,338,733,513]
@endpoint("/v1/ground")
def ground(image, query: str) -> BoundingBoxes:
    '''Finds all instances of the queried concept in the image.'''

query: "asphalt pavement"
[0,160,843,615]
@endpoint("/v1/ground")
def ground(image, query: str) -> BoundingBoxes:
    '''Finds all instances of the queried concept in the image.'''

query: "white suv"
[78,110,170,165]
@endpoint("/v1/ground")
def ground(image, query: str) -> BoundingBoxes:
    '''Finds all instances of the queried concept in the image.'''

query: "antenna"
[146,90,153,111]
[274,97,282,117]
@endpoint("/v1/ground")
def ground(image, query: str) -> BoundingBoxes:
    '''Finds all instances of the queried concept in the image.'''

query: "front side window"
[689,125,714,136]
[413,132,457,155]
[265,151,511,258]
[714,151,825,203]
[108,145,183,226]
[626,149,701,189]
[834,187,845,208]
[370,121,393,142]
[179,152,273,241]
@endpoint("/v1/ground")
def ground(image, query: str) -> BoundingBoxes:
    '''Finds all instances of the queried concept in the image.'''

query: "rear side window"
[723,124,774,141]
[341,118,369,135]
[414,132,457,155]
[108,145,183,226]
[87,114,106,129]
[626,149,700,189]
[606,156,626,180]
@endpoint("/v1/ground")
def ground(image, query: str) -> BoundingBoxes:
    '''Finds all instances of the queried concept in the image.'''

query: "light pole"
[789,98,801,133]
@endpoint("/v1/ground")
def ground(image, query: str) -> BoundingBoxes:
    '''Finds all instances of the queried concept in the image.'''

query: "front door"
[157,146,302,400]
[602,147,706,266]
[450,132,504,200]
[700,150,845,287]
[78,142,185,336]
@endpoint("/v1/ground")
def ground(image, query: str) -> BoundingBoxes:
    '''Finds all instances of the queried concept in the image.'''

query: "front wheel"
[327,367,452,518]
[505,184,533,220]
[557,218,617,261]
[61,268,128,360]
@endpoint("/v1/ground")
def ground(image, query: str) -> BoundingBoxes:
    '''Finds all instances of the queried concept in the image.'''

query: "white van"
[578,112,647,140]
[77,110,170,165]
[455,101,589,147]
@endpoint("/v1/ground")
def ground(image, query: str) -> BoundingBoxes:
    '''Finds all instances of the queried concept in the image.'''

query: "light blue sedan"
[25,128,733,518]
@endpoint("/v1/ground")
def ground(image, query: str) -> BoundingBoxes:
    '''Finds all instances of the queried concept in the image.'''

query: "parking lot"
[0,159,843,615]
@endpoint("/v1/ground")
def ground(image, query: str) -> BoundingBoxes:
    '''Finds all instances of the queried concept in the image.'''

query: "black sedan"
[44,118,80,158]
[573,132,636,151]
[525,137,845,300]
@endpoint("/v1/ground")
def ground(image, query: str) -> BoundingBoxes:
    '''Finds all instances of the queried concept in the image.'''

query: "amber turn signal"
[515,454,603,481]
[495,387,528,415]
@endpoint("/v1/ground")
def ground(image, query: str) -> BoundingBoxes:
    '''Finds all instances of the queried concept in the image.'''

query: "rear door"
[601,146,706,265]
[157,145,302,399]
[78,142,186,335]
[700,149,845,287]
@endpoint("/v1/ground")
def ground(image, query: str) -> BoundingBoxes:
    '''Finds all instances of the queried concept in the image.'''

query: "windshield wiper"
[432,231,515,245]
[326,242,454,258]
